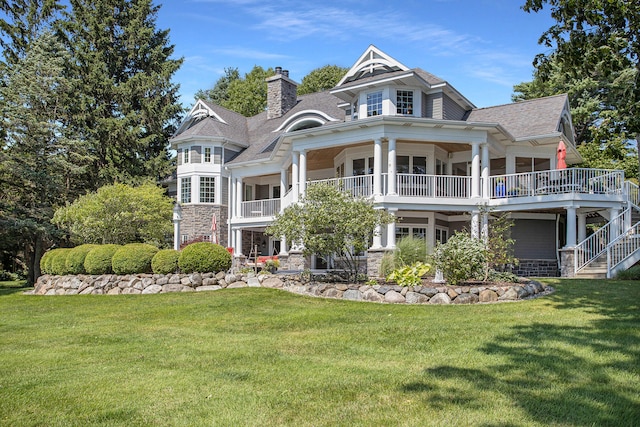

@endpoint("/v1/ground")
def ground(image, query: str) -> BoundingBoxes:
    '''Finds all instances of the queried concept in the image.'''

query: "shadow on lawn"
[401,280,640,425]
[0,281,30,296]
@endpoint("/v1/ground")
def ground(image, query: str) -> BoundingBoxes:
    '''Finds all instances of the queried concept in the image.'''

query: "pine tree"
[61,0,183,185]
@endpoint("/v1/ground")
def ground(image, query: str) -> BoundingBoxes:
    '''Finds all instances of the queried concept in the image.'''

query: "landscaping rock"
[420,287,438,297]
[362,288,384,302]
[498,287,519,300]
[162,283,184,293]
[453,293,479,304]
[142,284,162,294]
[189,273,202,286]
[385,290,405,303]
[405,291,429,304]
[197,285,222,292]
[227,281,247,289]
[261,277,283,288]
[247,277,261,287]
[343,289,362,301]
[324,288,343,298]
[429,293,451,304]
[479,289,498,302]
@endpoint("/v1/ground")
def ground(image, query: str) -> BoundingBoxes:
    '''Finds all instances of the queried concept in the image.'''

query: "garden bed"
[30,272,551,304]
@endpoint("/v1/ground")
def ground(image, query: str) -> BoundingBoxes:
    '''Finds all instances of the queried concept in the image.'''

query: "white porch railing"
[241,199,280,218]
[396,174,471,198]
[607,221,640,277]
[625,181,640,206]
[310,175,374,198]
[490,168,624,199]
[574,207,631,273]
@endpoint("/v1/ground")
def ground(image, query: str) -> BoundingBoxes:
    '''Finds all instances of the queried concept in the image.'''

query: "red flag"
[211,214,218,244]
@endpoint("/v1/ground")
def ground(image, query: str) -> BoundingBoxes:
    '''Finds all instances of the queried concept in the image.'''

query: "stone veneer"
[30,273,550,304]
[512,259,560,277]
[180,204,228,246]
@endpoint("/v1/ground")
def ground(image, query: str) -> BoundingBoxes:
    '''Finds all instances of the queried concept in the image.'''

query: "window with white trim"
[200,176,215,203]
[183,148,189,164]
[367,91,382,117]
[204,147,211,162]
[396,90,413,115]
[180,177,191,203]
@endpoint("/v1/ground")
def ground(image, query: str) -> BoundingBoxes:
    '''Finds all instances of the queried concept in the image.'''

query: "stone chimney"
[266,67,298,119]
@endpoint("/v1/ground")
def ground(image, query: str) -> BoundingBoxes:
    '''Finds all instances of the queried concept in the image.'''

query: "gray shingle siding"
[423,93,443,119]
[442,94,468,121]
[191,146,202,163]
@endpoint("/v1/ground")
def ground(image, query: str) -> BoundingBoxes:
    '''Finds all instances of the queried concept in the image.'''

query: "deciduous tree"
[297,65,348,95]
[52,183,173,246]
[266,183,392,281]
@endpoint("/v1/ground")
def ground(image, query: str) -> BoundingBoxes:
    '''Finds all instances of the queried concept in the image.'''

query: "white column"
[280,167,288,213]
[235,177,243,218]
[577,212,587,243]
[292,151,299,202]
[387,138,397,195]
[481,212,489,242]
[299,149,307,196]
[471,210,480,239]
[279,235,288,255]
[235,228,243,256]
[173,220,180,251]
[386,208,397,249]
[481,143,489,199]
[471,142,480,198]
[609,207,621,241]
[373,138,382,196]
[565,206,577,248]
[372,224,383,249]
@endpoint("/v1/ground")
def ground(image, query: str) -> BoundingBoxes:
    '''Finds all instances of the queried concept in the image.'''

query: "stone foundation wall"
[181,204,228,246]
[512,259,559,277]
[31,273,550,304]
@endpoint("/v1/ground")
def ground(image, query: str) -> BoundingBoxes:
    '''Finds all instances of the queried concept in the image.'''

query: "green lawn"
[1,278,638,426]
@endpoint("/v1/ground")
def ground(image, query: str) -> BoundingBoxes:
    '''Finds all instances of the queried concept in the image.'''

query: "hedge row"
[40,242,232,276]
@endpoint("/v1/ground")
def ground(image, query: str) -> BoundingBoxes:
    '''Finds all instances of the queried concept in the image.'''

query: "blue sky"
[156,0,556,110]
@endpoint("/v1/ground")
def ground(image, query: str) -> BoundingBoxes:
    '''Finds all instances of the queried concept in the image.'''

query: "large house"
[170,45,639,279]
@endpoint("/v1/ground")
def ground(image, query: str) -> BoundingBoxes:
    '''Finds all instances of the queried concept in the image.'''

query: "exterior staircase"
[575,181,640,278]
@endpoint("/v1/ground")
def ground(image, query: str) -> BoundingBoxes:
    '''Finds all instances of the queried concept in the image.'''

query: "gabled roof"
[171,100,249,146]
[336,44,410,86]
[466,94,569,140]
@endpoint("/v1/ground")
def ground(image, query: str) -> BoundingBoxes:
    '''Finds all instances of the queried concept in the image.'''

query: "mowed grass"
[1,279,638,426]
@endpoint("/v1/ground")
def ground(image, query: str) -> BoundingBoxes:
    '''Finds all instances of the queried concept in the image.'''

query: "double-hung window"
[367,91,382,117]
[183,148,189,164]
[204,147,211,163]
[180,177,191,203]
[396,90,413,115]
[200,177,215,203]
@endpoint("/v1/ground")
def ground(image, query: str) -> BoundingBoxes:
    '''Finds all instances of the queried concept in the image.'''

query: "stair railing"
[606,220,640,277]
[574,207,630,274]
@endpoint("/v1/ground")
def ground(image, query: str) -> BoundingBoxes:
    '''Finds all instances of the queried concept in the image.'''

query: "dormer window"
[367,91,382,117]
[397,90,413,115]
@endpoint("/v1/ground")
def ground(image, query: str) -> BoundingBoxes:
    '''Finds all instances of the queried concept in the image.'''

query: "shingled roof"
[466,94,568,139]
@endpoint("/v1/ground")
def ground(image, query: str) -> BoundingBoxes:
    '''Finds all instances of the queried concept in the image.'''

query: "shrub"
[0,270,19,281]
[152,249,180,275]
[431,232,486,286]
[379,252,397,278]
[395,236,427,266]
[111,243,159,275]
[178,242,231,273]
[386,262,432,287]
[615,265,640,280]
[84,244,121,275]
[40,249,57,274]
[48,248,73,275]
[65,244,99,274]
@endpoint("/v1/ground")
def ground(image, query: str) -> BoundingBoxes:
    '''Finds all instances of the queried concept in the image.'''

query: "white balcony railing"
[241,199,280,218]
[489,168,624,199]
[237,168,625,219]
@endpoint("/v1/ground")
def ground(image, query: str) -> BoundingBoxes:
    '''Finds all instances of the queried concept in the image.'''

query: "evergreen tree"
[0,31,79,282]
[61,0,183,185]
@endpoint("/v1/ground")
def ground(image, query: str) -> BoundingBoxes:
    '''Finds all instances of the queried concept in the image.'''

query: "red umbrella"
[557,140,567,169]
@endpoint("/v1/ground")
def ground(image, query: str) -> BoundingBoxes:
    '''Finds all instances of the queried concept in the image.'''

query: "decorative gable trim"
[336,45,410,86]
[272,110,340,133]
[175,99,228,135]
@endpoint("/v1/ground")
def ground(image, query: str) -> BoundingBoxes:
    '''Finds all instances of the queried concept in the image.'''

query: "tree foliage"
[521,0,640,179]
[266,183,392,280]
[220,65,273,117]
[60,0,183,185]
[297,65,348,95]
[52,183,173,246]
[195,64,347,116]
[0,30,79,283]
[432,232,487,286]
[194,67,239,105]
